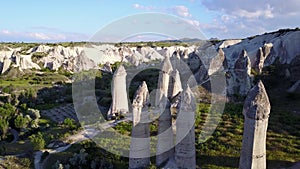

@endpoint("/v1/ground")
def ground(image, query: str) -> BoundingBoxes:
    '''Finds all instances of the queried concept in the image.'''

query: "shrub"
[63,118,76,130]
[0,118,9,140]
[29,132,45,150]
[14,114,29,129]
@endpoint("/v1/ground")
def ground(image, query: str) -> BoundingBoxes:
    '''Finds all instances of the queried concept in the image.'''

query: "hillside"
[0,29,300,169]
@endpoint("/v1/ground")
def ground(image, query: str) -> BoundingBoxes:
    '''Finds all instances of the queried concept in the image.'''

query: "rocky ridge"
[1,29,300,96]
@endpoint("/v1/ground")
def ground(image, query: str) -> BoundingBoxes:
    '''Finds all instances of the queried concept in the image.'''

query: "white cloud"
[1,30,11,35]
[184,19,200,27]
[132,4,140,9]
[132,4,155,10]
[0,29,88,42]
[28,32,66,40]
[200,0,300,38]
[172,5,192,17]
[234,4,274,19]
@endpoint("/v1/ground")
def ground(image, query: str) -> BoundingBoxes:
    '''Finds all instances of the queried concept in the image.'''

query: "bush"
[63,118,76,130]
[0,118,9,140]
[32,52,48,61]
[29,132,45,150]
[14,114,29,129]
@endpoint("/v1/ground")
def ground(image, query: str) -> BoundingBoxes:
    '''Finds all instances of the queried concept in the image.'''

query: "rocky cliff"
[218,29,300,95]
[1,29,299,97]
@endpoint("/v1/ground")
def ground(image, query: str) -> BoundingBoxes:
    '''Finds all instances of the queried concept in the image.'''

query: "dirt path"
[34,118,129,169]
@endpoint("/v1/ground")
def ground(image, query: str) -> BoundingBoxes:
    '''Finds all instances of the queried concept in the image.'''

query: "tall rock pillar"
[129,81,150,169]
[155,56,173,106]
[156,96,174,166]
[108,65,129,119]
[155,56,175,166]
[239,81,271,169]
[175,85,196,169]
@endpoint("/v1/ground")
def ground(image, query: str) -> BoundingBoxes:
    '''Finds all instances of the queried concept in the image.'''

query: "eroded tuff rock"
[239,81,271,169]
[107,65,129,119]
[155,56,173,106]
[101,62,113,73]
[214,30,300,96]
[222,30,300,67]
[129,81,150,169]
[0,45,97,73]
[175,85,196,169]
[208,48,226,75]
[254,48,265,74]
[226,50,252,96]
[219,39,242,49]
[156,96,174,167]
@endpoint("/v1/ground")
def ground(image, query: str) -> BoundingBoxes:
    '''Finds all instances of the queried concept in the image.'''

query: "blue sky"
[0,0,299,42]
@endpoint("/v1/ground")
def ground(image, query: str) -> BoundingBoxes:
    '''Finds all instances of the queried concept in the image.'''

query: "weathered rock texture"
[227,50,252,95]
[156,96,174,167]
[108,65,129,119]
[155,56,173,106]
[175,86,196,169]
[155,56,183,166]
[129,81,150,169]
[132,81,150,125]
[218,30,300,96]
[239,81,271,169]
[172,70,183,97]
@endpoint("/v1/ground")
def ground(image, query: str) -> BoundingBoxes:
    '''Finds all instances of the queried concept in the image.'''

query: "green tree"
[14,114,29,129]
[0,118,9,139]
[63,118,76,130]
[0,103,16,117]
[29,132,45,150]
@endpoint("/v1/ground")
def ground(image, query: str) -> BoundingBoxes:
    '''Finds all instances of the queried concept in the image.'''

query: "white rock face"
[222,30,300,67]
[0,43,202,74]
[155,56,173,106]
[0,49,41,74]
[86,45,196,66]
[171,70,183,98]
[0,45,97,74]
[218,30,300,96]
[219,39,242,49]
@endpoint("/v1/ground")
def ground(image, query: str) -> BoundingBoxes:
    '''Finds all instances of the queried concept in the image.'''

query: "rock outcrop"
[171,70,183,98]
[239,81,271,169]
[217,30,300,95]
[107,65,129,119]
[226,50,252,96]
[175,85,196,169]
[156,96,174,167]
[155,56,173,106]
[129,81,150,169]
[155,56,175,166]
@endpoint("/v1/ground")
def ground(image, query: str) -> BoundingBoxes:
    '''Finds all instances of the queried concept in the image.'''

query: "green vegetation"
[0,41,299,168]
[0,118,9,140]
[44,140,128,169]
[63,118,77,130]
[14,114,30,129]
[109,101,300,169]
[29,132,45,150]
[113,41,190,48]
[31,52,48,63]
[0,156,32,169]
